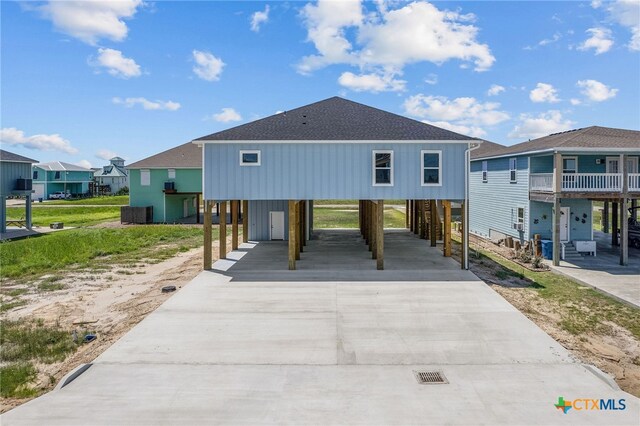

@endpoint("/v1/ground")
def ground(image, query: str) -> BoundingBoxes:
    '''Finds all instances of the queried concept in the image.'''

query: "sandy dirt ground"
[451,235,640,398]
[1,229,236,413]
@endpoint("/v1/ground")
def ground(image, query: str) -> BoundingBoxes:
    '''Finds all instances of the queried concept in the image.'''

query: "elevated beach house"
[469,126,640,266]
[32,161,94,199]
[193,97,481,270]
[127,142,202,223]
[93,157,129,194]
[1,149,37,234]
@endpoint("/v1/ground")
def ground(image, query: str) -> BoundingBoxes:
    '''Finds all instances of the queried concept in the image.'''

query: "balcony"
[530,173,640,193]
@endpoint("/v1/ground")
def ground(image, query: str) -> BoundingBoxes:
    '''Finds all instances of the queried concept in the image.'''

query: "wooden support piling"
[242,200,249,242]
[203,200,212,269]
[430,200,437,247]
[412,200,419,234]
[219,201,227,260]
[460,201,466,269]
[620,198,628,266]
[288,200,296,270]
[371,201,377,259]
[405,200,410,229]
[377,200,384,270]
[231,200,238,250]
[295,202,301,260]
[612,202,618,246]
[443,200,451,257]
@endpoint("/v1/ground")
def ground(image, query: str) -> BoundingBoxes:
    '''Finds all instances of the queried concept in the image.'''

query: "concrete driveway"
[3,230,638,425]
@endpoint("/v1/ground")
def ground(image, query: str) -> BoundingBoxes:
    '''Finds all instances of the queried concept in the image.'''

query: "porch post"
[288,200,296,270]
[443,200,452,257]
[603,201,609,233]
[242,200,249,242]
[552,152,562,266]
[25,194,33,230]
[219,201,227,259]
[430,199,437,247]
[231,200,238,251]
[203,201,212,270]
[377,200,384,270]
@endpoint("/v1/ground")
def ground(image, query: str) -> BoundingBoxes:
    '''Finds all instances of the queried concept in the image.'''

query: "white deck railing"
[630,173,640,192]
[530,173,626,192]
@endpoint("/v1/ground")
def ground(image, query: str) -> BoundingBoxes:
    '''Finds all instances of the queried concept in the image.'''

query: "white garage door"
[33,183,45,200]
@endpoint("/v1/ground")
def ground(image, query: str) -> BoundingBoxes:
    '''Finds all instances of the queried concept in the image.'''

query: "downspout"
[465,142,482,270]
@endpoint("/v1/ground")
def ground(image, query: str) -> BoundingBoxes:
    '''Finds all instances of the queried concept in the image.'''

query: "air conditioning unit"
[15,178,33,190]
[164,181,175,191]
[513,223,524,231]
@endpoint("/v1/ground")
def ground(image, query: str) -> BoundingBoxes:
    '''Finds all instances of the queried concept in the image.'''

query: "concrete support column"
[231,200,239,251]
[603,201,609,233]
[242,200,249,242]
[620,198,628,266]
[25,195,33,230]
[377,200,384,270]
[203,201,212,270]
[430,199,437,247]
[288,200,296,270]
[371,201,378,259]
[552,197,561,266]
[219,201,227,260]
[443,200,452,257]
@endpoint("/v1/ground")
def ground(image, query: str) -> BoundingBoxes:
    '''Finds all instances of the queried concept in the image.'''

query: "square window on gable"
[373,150,393,186]
[240,150,261,166]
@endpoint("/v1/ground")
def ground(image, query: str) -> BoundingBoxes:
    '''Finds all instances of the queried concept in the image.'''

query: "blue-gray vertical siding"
[469,156,530,241]
[530,199,593,241]
[1,161,31,196]
[204,142,468,200]
[249,200,290,241]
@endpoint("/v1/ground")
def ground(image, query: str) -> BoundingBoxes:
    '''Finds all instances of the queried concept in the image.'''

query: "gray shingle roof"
[195,97,476,141]
[474,126,640,160]
[94,165,128,177]
[470,140,506,159]
[127,142,202,169]
[0,149,37,163]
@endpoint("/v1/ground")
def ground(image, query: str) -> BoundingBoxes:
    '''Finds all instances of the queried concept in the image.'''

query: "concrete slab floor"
[3,229,638,425]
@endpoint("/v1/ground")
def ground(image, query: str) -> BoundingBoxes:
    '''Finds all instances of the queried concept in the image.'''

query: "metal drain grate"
[413,370,448,385]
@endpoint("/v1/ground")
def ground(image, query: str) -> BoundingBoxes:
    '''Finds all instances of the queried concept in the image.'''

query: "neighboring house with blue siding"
[194,97,481,270]
[32,161,94,199]
[1,149,37,235]
[470,126,640,266]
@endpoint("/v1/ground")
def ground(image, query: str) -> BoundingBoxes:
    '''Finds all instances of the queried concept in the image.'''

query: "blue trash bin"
[541,240,553,260]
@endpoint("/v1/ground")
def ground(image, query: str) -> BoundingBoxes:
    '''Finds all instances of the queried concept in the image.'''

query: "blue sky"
[1,0,639,168]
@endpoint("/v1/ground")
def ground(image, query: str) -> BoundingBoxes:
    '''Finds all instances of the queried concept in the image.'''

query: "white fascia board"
[473,147,640,162]
[192,139,482,145]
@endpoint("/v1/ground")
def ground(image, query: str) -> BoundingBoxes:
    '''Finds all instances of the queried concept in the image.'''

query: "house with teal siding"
[1,149,37,235]
[194,97,481,270]
[127,142,202,223]
[32,161,94,199]
[470,126,640,266]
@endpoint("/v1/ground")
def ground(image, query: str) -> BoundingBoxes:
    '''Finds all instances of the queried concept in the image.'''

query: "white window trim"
[517,207,525,224]
[372,150,394,187]
[421,150,442,187]
[562,156,578,174]
[140,169,150,186]
[240,150,261,166]
[482,160,488,183]
[168,168,176,179]
[509,157,517,183]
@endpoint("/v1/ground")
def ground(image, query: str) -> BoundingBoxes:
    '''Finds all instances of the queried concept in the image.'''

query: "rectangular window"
[482,161,488,182]
[240,150,261,166]
[509,158,517,182]
[562,157,577,174]
[421,150,442,186]
[517,207,525,224]
[140,169,150,186]
[168,169,176,179]
[372,150,393,186]
[33,171,38,180]
[54,171,61,180]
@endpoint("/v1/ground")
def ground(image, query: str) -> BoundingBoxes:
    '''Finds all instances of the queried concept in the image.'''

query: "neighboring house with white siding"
[94,157,129,194]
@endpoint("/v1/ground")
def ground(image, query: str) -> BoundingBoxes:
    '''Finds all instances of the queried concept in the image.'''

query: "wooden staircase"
[421,200,443,240]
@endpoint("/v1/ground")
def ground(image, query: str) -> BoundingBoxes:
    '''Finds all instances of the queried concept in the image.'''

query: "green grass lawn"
[314,199,405,206]
[0,226,208,281]
[7,206,121,227]
[313,207,406,228]
[45,195,129,205]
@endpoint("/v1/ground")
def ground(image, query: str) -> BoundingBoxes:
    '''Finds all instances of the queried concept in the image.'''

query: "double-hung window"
[421,150,442,186]
[509,158,517,182]
[54,171,61,180]
[517,207,525,225]
[372,150,393,186]
[168,169,176,179]
[562,157,577,174]
[140,169,150,186]
[33,171,38,180]
[240,150,261,166]
[482,161,488,182]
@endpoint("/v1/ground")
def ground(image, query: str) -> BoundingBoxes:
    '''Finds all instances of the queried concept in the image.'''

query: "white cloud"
[90,48,141,78]
[487,84,505,96]
[578,27,614,54]
[508,111,575,139]
[422,120,487,138]
[576,79,619,101]
[211,108,242,123]
[338,71,406,92]
[570,98,582,106]
[298,0,494,76]
[592,0,603,8]
[606,0,640,51]
[0,127,78,154]
[192,50,225,81]
[424,73,438,85]
[404,94,509,137]
[36,0,144,45]
[524,32,562,50]
[96,149,118,161]
[529,83,560,103]
[250,5,270,32]
[76,160,93,169]
[112,97,181,111]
